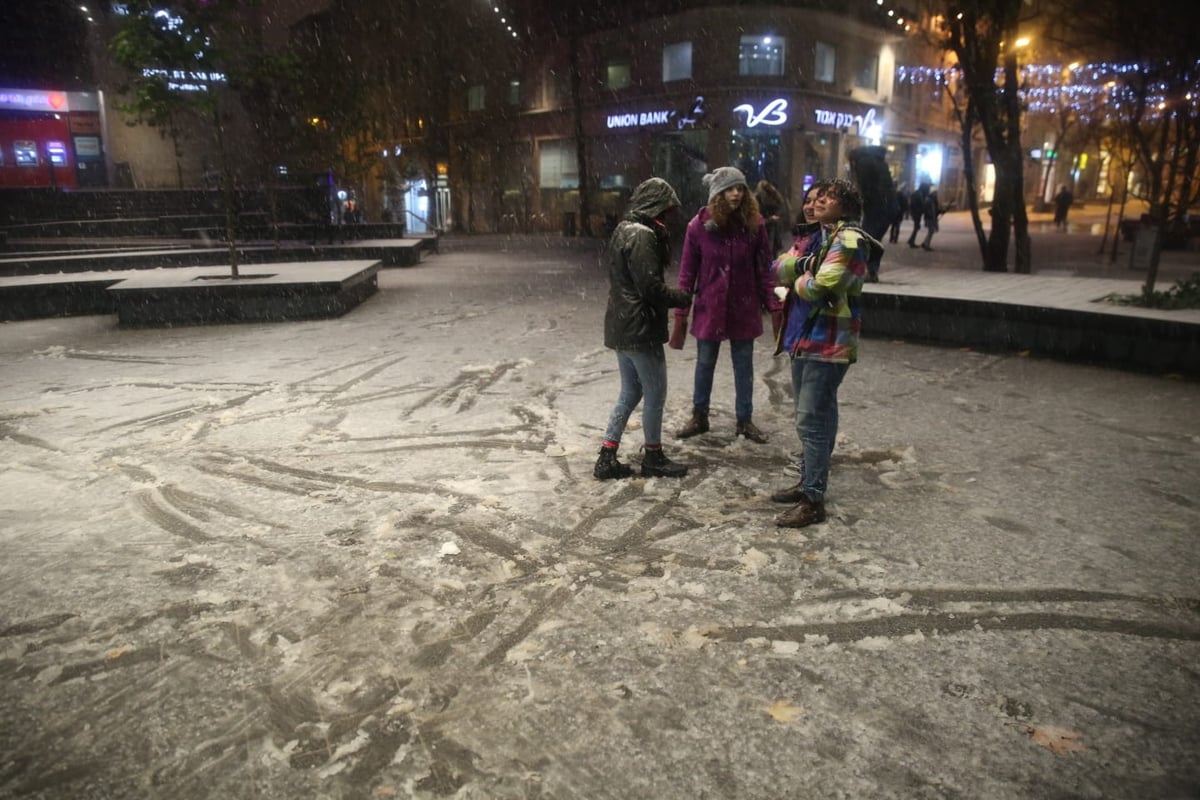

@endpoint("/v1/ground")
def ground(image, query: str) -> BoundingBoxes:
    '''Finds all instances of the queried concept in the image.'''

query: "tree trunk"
[959,101,989,255]
[211,101,239,277]
[984,194,1012,272]
[1001,50,1032,274]
[568,37,592,237]
[1110,173,1129,263]
[1141,113,1172,297]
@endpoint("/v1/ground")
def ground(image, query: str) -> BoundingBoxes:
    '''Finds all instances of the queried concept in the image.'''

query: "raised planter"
[107,260,381,328]
[861,292,1200,375]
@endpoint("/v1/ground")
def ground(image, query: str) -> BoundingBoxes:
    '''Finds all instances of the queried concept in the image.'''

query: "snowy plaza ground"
[1,236,1198,799]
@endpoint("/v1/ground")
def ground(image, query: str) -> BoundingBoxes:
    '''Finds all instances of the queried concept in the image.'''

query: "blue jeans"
[791,358,850,503]
[693,338,755,422]
[603,346,668,447]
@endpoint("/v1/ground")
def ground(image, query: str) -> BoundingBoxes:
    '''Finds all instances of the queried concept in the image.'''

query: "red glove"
[668,316,688,350]
[770,309,784,340]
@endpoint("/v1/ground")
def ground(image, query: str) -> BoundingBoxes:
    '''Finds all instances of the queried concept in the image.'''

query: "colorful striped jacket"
[789,221,879,364]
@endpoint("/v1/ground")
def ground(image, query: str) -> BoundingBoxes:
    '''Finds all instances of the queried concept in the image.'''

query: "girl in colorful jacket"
[771,178,881,529]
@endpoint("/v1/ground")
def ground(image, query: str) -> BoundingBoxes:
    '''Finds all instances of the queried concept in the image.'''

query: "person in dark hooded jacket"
[595,177,694,480]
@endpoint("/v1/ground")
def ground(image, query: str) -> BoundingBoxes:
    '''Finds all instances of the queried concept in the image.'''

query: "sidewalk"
[860,205,1200,374]
[0,237,1196,799]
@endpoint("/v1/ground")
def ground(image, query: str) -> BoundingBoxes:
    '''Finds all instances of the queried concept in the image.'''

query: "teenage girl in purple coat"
[669,167,783,443]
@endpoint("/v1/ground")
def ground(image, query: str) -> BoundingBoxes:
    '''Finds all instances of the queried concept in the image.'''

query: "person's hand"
[668,316,687,350]
[770,309,784,340]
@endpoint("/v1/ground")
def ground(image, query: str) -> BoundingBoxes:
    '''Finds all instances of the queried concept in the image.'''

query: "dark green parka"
[603,178,692,350]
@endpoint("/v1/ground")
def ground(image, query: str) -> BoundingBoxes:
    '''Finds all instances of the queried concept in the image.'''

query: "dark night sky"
[0,0,93,89]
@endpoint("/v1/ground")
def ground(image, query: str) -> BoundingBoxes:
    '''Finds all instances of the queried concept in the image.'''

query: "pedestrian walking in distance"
[595,177,694,480]
[918,184,942,251]
[888,183,908,244]
[1053,184,1074,229]
[907,179,930,248]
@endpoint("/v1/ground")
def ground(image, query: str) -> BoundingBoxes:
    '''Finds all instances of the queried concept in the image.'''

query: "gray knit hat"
[702,167,748,202]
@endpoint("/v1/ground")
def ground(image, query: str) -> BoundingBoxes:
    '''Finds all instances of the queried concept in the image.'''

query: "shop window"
[856,54,879,91]
[507,79,521,106]
[815,42,836,83]
[539,139,579,189]
[467,85,485,112]
[14,140,38,166]
[663,41,692,82]
[605,57,632,91]
[729,128,783,187]
[739,35,785,77]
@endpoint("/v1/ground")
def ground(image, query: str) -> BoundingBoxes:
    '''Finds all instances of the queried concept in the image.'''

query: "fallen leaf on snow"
[1026,724,1086,755]
[765,699,806,723]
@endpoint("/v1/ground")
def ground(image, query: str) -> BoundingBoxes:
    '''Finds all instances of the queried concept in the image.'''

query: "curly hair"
[821,178,864,222]
[708,187,762,232]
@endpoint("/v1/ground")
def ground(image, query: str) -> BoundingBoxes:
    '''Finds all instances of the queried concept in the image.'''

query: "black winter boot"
[641,447,688,478]
[593,446,633,480]
[676,408,710,439]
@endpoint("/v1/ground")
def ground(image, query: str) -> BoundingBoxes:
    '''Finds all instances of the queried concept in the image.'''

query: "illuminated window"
[467,84,485,112]
[815,42,836,83]
[739,35,785,77]
[507,79,521,106]
[855,54,878,91]
[605,57,631,90]
[663,42,692,82]
[539,139,579,189]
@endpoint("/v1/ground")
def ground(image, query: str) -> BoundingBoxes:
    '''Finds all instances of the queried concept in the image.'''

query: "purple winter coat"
[675,206,782,341]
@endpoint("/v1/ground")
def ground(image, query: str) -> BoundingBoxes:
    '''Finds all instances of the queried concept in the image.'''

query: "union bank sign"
[602,95,881,139]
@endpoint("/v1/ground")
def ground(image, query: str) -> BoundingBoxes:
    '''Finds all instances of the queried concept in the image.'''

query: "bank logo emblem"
[733,98,788,128]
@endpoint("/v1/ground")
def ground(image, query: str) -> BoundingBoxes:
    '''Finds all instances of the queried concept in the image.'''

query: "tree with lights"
[1044,0,1200,297]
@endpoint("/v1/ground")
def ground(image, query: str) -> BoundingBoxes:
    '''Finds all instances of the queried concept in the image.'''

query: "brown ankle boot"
[770,481,806,503]
[676,408,709,439]
[775,495,827,528]
[735,419,768,443]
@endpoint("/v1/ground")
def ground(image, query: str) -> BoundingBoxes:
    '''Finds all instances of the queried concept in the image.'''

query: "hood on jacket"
[625,177,680,222]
